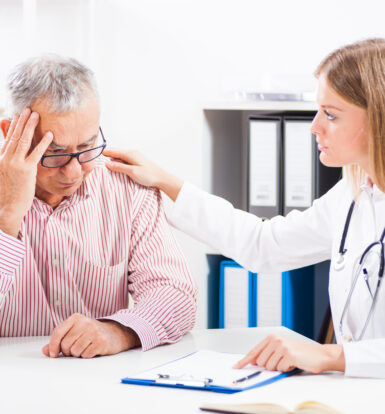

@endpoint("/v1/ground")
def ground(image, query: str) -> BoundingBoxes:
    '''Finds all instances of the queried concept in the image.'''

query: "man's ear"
[0,119,11,139]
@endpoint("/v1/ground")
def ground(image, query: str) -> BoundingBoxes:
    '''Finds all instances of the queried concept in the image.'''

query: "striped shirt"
[0,158,197,350]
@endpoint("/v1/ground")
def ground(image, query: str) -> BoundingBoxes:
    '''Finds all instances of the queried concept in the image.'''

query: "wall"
[1,0,385,329]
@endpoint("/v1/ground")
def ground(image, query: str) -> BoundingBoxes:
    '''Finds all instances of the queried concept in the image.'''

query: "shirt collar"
[360,177,385,200]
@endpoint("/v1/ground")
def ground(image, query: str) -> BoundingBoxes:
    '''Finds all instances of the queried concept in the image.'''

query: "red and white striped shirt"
[0,158,197,350]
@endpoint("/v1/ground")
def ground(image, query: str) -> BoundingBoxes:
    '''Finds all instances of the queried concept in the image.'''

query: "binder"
[248,116,282,219]
[283,117,314,216]
[283,116,342,215]
[218,261,314,338]
[255,266,315,339]
[219,261,256,328]
[121,350,299,394]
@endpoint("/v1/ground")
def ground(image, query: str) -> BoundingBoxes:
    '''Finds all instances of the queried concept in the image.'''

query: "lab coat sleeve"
[166,180,349,273]
[343,339,385,378]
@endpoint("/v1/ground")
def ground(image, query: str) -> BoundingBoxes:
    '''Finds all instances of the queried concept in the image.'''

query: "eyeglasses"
[339,235,385,342]
[40,127,107,168]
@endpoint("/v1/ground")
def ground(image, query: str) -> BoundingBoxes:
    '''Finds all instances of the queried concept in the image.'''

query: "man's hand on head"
[0,108,53,238]
[42,313,141,358]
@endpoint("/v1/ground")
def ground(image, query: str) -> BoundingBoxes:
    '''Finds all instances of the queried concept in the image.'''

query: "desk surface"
[1,327,383,414]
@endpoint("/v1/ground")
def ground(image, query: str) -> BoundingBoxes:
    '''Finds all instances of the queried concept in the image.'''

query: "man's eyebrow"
[48,135,98,150]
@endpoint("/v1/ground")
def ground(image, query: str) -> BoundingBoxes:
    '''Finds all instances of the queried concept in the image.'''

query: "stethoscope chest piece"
[334,253,346,271]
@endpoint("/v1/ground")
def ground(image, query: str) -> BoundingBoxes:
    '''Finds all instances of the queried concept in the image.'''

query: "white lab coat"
[166,178,385,378]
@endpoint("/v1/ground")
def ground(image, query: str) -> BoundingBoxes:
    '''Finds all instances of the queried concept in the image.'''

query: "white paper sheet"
[132,350,281,389]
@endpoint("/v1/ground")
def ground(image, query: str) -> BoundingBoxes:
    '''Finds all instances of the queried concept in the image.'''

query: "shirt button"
[54,299,61,306]
[53,259,59,266]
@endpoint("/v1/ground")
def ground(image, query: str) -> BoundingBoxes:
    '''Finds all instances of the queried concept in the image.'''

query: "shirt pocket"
[73,260,128,318]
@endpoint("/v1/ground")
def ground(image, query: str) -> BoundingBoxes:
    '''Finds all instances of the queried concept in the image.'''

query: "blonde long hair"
[315,38,385,196]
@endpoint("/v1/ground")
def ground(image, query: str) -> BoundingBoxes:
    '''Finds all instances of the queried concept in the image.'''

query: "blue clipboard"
[121,350,300,394]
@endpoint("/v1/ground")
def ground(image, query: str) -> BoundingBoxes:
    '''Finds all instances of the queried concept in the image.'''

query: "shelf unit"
[202,101,329,339]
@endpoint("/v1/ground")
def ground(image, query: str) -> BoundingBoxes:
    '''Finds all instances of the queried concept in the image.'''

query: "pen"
[232,370,261,385]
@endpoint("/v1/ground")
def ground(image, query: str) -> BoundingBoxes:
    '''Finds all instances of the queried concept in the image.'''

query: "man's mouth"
[58,180,79,187]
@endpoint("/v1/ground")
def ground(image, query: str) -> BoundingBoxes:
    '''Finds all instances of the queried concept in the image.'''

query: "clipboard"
[121,350,299,394]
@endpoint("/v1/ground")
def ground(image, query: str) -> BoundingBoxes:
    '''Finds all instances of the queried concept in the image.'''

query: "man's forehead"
[31,95,100,146]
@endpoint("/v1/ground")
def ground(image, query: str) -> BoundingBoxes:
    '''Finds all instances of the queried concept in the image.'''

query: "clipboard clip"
[156,373,213,387]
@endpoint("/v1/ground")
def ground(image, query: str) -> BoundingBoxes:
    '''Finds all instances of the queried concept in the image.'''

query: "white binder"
[283,117,314,216]
[248,117,282,219]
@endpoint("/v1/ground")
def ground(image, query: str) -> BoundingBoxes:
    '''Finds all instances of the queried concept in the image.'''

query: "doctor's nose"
[310,112,324,136]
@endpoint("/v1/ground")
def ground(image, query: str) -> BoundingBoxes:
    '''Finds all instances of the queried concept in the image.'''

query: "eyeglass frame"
[39,126,107,168]
[339,237,385,342]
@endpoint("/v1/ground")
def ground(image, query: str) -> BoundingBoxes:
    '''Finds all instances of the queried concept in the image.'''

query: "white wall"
[1,0,385,328]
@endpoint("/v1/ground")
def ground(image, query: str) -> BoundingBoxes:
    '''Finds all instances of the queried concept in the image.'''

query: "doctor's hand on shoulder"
[103,148,183,201]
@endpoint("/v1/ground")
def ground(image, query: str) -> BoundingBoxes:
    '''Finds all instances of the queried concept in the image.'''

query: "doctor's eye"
[324,110,336,121]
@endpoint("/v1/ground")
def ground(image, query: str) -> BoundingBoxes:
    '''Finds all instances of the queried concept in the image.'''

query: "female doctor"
[104,38,385,378]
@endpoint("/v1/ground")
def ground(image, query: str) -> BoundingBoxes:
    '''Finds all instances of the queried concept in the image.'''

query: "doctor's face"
[311,74,370,172]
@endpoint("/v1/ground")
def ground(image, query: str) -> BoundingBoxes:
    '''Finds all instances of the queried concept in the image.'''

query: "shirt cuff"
[0,229,25,275]
[100,310,167,351]
[343,340,385,378]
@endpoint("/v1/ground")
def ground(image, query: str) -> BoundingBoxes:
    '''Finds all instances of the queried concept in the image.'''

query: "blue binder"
[218,261,314,338]
[281,266,314,338]
[219,260,257,328]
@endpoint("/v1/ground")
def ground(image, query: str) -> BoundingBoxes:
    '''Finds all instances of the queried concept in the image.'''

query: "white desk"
[1,327,383,414]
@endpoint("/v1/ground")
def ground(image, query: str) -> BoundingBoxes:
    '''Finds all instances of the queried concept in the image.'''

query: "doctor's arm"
[103,148,339,273]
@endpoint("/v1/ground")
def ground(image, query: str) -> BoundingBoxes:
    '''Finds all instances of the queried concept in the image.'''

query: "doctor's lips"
[317,142,328,151]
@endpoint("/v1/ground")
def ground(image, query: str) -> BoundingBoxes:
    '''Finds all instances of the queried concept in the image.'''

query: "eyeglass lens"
[41,129,105,168]
[42,146,104,168]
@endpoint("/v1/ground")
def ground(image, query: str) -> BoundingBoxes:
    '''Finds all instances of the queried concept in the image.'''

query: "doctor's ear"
[0,119,11,139]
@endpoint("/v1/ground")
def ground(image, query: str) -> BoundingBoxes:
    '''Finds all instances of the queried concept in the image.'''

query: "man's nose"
[60,156,83,179]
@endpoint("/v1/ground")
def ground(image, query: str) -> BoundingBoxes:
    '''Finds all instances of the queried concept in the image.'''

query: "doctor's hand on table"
[42,314,141,358]
[233,334,346,374]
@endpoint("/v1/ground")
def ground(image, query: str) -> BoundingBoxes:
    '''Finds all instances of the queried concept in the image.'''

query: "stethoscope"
[336,200,385,341]
[333,201,356,271]
[334,200,385,272]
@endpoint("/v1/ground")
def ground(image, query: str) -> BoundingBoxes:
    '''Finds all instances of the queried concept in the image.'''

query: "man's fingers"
[81,342,100,359]
[1,115,19,155]
[5,108,31,154]
[28,131,53,164]
[66,333,92,358]
[14,112,40,157]
[42,344,50,357]
[47,317,76,358]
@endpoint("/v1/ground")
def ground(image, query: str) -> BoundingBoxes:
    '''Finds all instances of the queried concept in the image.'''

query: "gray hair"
[6,54,98,115]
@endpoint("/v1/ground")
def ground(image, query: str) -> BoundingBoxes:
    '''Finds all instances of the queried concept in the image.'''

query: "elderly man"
[0,55,196,358]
